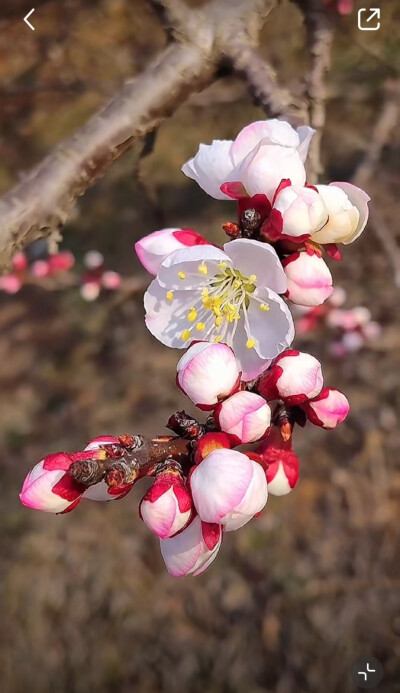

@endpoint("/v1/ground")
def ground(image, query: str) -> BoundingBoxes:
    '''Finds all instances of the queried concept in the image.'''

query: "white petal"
[240,142,307,199]
[157,245,229,291]
[231,318,272,381]
[297,126,315,163]
[231,119,300,166]
[331,182,370,244]
[223,239,287,294]
[144,280,200,348]
[247,288,295,360]
[181,140,237,200]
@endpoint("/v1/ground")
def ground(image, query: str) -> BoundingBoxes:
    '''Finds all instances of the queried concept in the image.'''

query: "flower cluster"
[19,119,368,578]
[0,250,74,293]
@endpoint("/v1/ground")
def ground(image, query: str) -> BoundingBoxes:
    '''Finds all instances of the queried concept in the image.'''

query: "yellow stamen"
[259,303,270,312]
[187,308,197,322]
[249,274,257,283]
[218,262,227,270]
[181,329,191,341]
[201,287,209,298]
[215,316,223,327]
[214,336,222,343]
[246,337,256,349]
[178,271,186,280]
[166,291,174,302]
[198,263,208,275]
[196,322,206,332]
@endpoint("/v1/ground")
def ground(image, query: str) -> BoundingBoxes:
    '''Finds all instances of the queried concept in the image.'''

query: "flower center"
[176,261,270,348]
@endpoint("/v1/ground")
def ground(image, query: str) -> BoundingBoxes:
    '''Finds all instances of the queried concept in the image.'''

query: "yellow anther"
[218,262,227,270]
[249,274,257,283]
[166,291,174,302]
[246,337,256,349]
[196,322,206,332]
[233,279,241,290]
[187,308,197,322]
[215,316,223,327]
[178,271,186,280]
[259,303,270,312]
[214,336,222,343]
[181,329,191,341]
[198,263,208,275]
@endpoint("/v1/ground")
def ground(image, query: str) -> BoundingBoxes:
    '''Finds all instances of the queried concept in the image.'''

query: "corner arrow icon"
[366,9,380,23]
[24,8,35,31]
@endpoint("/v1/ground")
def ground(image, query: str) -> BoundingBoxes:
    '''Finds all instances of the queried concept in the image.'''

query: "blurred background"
[0,1,400,691]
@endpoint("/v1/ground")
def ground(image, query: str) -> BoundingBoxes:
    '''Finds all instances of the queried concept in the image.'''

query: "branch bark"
[0,0,304,270]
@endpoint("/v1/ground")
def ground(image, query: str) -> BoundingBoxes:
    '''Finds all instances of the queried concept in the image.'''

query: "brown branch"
[301,2,334,182]
[353,81,400,288]
[69,435,192,487]
[0,0,304,270]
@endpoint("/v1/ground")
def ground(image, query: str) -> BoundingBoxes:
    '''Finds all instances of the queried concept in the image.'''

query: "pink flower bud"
[263,185,328,241]
[12,251,28,272]
[214,391,271,444]
[257,433,299,496]
[19,453,84,514]
[84,250,104,269]
[31,260,51,278]
[80,281,100,301]
[140,470,193,539]
[176,342,241,410]
[190,448,268,531]
[135,228,210,276]
[283,251,333,307]
[0,274,22,294]
[303,387,350,429]
[160,515,222,577]
[258,350,323,406]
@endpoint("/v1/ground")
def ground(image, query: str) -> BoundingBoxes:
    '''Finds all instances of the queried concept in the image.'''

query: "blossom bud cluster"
[19,118,367,578]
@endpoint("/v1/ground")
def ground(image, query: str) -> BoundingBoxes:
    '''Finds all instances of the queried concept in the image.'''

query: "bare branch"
[302,3,334,182]
[0,0,301,269]
[353,81,400,288]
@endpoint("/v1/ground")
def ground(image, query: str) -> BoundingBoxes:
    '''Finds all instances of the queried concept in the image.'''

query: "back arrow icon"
[24,8,35,31]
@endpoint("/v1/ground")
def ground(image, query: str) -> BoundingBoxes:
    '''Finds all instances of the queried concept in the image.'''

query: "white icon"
[358,662,377,681]
[24,8,36,31]
[358,8,380,31]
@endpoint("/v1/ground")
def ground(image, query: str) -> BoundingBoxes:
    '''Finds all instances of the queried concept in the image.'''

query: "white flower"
[312,182,370,245]
[182,119,315,201]
[144,239,295,381]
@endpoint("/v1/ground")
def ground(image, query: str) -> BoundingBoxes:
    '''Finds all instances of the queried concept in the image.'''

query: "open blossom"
[258,350,323,406]
[262,184,328,242]
[312,183,370,245]
[144,239,294,381]
[283,251,333,307]
[135,228,210,276]
[215,391,271,444]
[190,448,268,531]
[20,452,85,514]
[160,516,222,577]
[176,342,240,409]
[182,119,315,201]
[302,387,350,429]
[140,469,193,539]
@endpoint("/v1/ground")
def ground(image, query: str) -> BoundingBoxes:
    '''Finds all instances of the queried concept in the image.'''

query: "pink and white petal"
[246,288,295,360]
[224,460,268,531]
[160,521,202,577]
[231,120,300,166]
[331,182,370,243]
[190,449,253,524]
[157,245,229,291]
[135,228,184,275]
[296,126,316,163]
[181,141,237,200]
[20,469,71,513]
[223,239,287,294]
[141,489,178,538]
[240,143,307,199]
[192,541,221,576]
[144,279,200,349]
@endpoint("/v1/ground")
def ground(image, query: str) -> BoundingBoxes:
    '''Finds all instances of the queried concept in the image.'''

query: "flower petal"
[231,119,300,165]
[157,245,229,291]
[246,288,295,360]
[144,279,201,349]
[181,140,237,200]
[223,239,287,294]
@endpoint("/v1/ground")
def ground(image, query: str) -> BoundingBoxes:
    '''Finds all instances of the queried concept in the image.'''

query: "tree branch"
[0,0,305,269]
